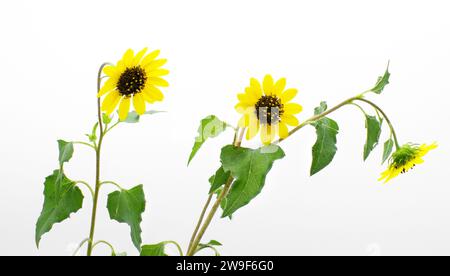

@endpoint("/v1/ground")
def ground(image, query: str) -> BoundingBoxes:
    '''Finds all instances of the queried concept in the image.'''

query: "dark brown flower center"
[255,95,284,125]
[117,66,147,96]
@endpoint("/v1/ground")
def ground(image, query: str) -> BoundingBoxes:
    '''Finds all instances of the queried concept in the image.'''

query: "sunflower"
[379,143,437,183]
[235,75,303,145]
[98,48,169,121]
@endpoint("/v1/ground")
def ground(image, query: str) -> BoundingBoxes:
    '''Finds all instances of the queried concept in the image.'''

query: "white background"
[0,0,449,256]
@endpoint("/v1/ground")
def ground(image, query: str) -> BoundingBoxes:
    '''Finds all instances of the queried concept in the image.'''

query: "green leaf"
[363,115,382,160]
[382,139,394,164]
[369,62,391,94]
[310,102,340,176]
[107,185,146,250]
[207,240,223,246]
[86,122,99,143]
[35,170,84,247]
[121,110,164,123]
[57,140,74,167]
[140,243,166,256]
[208,167,231,194]
[220,145,285,217]
[112,252,127,256]
[102,113,112,124]
[188,115,229,165]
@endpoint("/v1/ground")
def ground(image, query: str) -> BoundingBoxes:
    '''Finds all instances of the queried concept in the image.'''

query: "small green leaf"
[369,62,391,94]
[382,139,394,164]
[364,115,382,161]
[35,170,84,247]
[121,110,164,123]
[102,113,112,124]
[107,185,146,250]
[86,123,98,143]
[208,167,231,194]
[220,145,285,217]
[310,102,339,176]
[140,243,166,256]
[188,115,229,165]
[207,240,223,246]
[57,140,74,167]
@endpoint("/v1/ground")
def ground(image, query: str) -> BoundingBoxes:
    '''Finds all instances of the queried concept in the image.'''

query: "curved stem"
[100,181,124,191]
[165,241,184,256]
[187,193,213,253]
[74,181,94,198]
[195,245,220,256]
[86,63,109,256]
[353,98,401,150]
[72,238,90,256]
[104,121,120,136]
[187,128,245,256]
[73,141,96,150]
[92,240,116,256]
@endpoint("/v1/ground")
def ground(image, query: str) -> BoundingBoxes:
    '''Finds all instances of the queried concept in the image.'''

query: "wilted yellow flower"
[98,48,169,121]
[379,143,437,183]
[235,75,302,145]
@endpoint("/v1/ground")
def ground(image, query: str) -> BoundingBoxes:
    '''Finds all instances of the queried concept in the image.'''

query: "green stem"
[72,238,90,256]
[187,193,213,254]
[165,241,184,256]
[74,181,94,198]
[92,240,116,256]
[86,63,109,256]
[100,181,124,191]
[353,98,401,150]
[186,128,245,256]
[73,141,96,150]
[104,121,120,136]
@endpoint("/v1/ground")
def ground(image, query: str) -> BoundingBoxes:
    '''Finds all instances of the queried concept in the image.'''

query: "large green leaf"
[220,145,285,217]
[140,243,166,256]
[188,115,229,165]
[107,185,146,250]
[382,139,394,164]
[368,62,390,94]
[57,140,74,167]
[310,102,340,176]
[363,115,382,160]
[208,167,231,194]
[35,170,84,247]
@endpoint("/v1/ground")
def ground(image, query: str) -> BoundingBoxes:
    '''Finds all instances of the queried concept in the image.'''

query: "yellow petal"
[282,114,299,126]
[284,103,303,114]
[246,115,260,140]
[260,124,275,145]
[133,93,146,115]
[103,65,118,78]
[149,77,169,87]
[148,69,170,77]
[143,86,164,103]
[97,78,117,97]
[122,49,134,67]
[250,78,263,98]
[132,48,148,66]
[145,59,167,70]
[141,50,161,67]
[274,78,286,96]
[118,97,131,121]
[281,88,298,103]
[101,90,121,115]
[263,74,274,95]
[278,122,289,139]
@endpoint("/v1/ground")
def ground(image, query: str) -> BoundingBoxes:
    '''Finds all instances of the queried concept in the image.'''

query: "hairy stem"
[86,63,108,256]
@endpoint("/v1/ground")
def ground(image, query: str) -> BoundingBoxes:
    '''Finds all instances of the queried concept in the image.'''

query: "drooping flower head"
[235,75,303,145]
[98,48,169,121]
[379,143,437,183]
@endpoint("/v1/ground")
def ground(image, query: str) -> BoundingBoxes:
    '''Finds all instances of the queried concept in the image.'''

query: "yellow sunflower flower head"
[235,75,303,145]
[379,142,437,183]
[98,48,169,121]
